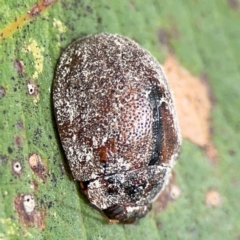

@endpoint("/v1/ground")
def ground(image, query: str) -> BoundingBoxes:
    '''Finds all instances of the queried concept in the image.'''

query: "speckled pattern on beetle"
[53,33,181,223]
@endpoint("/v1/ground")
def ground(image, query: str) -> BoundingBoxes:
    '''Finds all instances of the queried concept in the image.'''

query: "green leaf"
[1,0,240,239]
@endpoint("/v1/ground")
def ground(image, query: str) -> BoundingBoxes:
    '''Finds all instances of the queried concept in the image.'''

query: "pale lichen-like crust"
[53,33,181,222]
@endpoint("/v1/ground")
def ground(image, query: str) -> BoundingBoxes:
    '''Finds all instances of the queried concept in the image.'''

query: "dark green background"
[0,0,240,239]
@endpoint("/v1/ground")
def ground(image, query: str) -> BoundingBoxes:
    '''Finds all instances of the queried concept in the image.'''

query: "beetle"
[53,33,181,223]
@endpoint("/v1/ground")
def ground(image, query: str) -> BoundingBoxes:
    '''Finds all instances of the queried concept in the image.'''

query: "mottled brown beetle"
[53,33,181,223]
